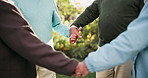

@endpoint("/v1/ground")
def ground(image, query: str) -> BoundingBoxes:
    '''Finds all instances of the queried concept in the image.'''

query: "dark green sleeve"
[72,0,100,27]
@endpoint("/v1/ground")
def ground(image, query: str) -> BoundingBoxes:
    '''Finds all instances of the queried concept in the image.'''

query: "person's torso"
[97,0,144,46]
[0,29,36,78]
[133,47,148,78]
[12,0,57,43]
[0,1,37,77]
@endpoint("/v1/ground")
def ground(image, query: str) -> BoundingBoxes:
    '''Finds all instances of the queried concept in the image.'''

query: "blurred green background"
[54,0,99,77]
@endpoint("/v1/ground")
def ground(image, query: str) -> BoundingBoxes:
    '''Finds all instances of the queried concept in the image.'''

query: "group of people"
[0,0,148,78]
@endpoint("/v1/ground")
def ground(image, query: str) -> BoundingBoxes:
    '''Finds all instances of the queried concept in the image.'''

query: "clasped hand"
[70,27,82,44]
[70,27,90,77]
[74,61,90,77]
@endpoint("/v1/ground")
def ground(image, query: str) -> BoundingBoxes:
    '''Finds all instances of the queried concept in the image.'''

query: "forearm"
[53,24,70,37]
[0,2,78,76]
[72,0,99,27]
[85,3,148,72]
[52,10,70,37]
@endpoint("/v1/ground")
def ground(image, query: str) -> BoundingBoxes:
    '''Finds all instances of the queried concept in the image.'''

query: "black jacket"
[72,0,144,46]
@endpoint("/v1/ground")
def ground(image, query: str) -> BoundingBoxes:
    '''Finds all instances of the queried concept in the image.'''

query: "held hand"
[70,27,82,44]
[74,61,90,77]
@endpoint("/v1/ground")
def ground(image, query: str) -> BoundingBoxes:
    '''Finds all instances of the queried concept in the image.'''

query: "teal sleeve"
[52,1,69,37]
[52,10,70,37]
[85,1,148,72]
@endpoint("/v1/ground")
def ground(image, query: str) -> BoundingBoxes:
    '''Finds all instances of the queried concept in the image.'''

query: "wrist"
[70,25,78,29]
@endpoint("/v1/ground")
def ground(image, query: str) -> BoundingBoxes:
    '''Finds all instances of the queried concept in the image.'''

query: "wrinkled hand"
[74,61,90,77]
[70,27,82,44]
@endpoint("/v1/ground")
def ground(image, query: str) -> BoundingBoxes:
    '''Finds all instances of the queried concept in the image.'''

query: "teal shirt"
[85,1,148,78]
[12,0,70,43]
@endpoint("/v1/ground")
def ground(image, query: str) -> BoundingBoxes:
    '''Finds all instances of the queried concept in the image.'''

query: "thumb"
[77,27,82,32]
[76,32,82,38]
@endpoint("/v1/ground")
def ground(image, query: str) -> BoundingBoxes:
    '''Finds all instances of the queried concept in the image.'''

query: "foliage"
[53,0,99,60]
[57,0,83,25]
[56,72,95,78]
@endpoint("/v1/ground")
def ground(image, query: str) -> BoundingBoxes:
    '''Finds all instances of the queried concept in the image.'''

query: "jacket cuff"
[84,57,95,72]
[66,59,79,76]
[70,25,78,28]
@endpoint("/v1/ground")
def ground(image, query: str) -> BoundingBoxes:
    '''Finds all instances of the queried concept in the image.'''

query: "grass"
[56,72,95,78]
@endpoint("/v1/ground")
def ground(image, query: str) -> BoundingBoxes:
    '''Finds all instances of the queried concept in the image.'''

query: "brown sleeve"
[0,1,78,76]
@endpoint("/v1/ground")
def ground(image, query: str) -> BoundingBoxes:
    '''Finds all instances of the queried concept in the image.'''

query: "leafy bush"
[53,0,99,59]
[56,72,95,78]
[53,21,99,59]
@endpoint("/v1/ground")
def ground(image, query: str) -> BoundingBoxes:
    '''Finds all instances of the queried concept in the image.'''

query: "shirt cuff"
[70,25,78,28]
[84,57,95,72]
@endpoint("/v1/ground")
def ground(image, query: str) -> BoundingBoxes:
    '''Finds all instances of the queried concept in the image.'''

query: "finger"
[72,38,78,43]
[70,36,77,39]
[70,38,77,40]
[70,34,77,38]
[70,37,77,42]
[70,39,76,44]
[70,34,77,39]
[77,27,82,32]
[82,72,89,77]
[70,34,77,44]
[76,33,82,38]
[71,40,76,44]
[75,74,81,78]
[70,27,82,38]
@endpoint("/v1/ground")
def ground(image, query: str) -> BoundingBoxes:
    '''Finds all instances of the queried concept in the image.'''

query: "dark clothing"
[0,1,78,78]
[72,0,144,46]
